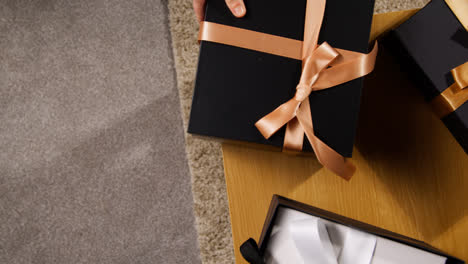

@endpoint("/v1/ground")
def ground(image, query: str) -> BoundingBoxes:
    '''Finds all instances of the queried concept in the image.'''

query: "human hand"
[193,0,246,22]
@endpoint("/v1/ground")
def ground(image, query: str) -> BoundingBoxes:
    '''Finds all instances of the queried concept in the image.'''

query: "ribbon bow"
[255,0,377,180]
[432,61,468,118]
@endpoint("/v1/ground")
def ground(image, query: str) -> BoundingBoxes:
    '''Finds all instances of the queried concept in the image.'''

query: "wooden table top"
[222,9,468,264]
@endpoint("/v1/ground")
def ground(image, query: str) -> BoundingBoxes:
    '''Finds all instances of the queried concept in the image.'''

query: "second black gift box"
[385,0,468,154]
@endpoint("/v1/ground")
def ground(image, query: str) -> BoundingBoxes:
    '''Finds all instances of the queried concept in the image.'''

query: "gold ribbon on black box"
[431,0,468,118]
[198,0,378,180]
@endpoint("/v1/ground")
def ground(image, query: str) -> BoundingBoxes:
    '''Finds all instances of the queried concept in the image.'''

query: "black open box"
[242,195,464,264]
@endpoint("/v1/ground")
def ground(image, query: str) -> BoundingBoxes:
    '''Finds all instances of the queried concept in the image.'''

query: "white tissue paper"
[264,208,447,264]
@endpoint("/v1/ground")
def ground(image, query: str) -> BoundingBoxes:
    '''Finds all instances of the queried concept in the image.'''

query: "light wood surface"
[223,9,468,263]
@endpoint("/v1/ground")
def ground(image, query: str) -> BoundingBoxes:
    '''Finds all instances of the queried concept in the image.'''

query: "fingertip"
[226,0,246,18]
[233,4,246,17]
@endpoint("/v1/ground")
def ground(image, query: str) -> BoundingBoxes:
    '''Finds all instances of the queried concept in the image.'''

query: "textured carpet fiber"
[167,0,429,263]
[0,0,200,263]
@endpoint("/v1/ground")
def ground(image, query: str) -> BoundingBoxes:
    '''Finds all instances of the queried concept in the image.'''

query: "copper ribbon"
[430,0,468,118]
[198,0,377,180]
[431,61,468,118]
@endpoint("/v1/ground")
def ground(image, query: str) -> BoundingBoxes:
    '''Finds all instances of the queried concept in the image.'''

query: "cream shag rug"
[167,0,429,263]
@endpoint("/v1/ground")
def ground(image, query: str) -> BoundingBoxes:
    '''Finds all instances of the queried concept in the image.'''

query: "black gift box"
[188,0,375,157]
[241,195,464,264]
[385,0,468,154]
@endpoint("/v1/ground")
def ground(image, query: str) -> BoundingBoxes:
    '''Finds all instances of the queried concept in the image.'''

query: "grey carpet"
[0,0,201,263]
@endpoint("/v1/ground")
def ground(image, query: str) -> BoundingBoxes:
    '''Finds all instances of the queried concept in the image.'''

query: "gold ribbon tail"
[296,98,356,180]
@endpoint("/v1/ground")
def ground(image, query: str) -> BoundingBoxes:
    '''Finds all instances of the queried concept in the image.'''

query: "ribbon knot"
[294,83,310,102]
[294,42,339,102]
